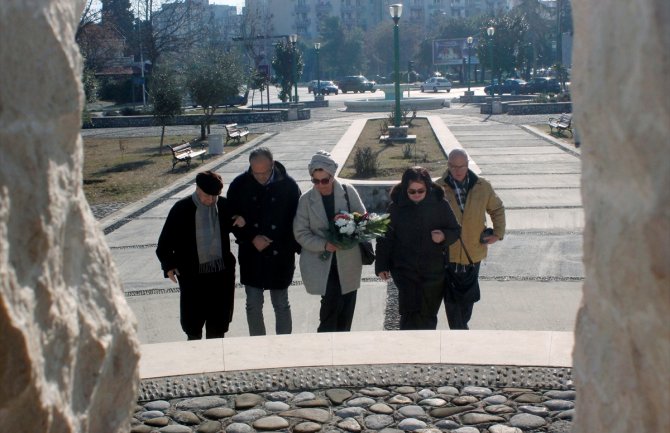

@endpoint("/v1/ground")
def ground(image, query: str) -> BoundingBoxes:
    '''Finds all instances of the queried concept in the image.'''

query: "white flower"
[335,218,349,227]
[339,220,356,235]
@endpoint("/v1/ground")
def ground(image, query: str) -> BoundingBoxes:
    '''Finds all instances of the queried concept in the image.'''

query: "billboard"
[433,38,480,66]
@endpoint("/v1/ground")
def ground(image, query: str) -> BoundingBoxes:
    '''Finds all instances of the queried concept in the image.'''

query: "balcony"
[296,17,311,28]
[316,2,332,14]
[294,5,309,14]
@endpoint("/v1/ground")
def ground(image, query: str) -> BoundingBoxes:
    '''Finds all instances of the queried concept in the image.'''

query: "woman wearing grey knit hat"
[293,151,366,332]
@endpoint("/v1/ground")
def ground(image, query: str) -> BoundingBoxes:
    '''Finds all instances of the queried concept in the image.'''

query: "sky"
[210,0,245,14]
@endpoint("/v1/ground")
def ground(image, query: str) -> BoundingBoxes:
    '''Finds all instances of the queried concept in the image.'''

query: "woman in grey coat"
[293,151,365,332]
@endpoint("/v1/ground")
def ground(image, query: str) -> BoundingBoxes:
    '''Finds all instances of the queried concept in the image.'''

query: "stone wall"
[480,102,571,115]
[572,1,670,432]
[507,102,572,115]
[0,1,140,432]
[84,108,313,128]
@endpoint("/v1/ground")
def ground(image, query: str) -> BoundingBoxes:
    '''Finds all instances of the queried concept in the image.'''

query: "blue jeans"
[245,286,292,336]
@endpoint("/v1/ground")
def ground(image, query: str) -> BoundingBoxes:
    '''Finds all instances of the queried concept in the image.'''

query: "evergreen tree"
[185,51,244,140]
[271,40,304,102]
[101,0,135,42]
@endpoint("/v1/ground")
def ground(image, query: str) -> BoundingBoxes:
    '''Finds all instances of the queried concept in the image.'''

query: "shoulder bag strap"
[342,184,351,212]
[458,237,475,265]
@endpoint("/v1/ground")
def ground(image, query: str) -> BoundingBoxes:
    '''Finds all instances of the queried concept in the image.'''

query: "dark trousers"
[445,301,474,330]
[317,265,357,332]
[179,269,235,340]
[395,270,445,331]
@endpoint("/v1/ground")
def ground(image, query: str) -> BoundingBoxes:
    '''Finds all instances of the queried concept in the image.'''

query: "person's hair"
[448,148,468,162]
[249,147,273,163]
[390,166,440,202]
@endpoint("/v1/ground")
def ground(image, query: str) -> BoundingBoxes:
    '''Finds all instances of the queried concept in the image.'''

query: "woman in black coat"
[375,167,460,330]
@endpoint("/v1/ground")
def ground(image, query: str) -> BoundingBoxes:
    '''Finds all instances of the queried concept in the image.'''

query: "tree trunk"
[200,123,206,140]
[159,125,166,154]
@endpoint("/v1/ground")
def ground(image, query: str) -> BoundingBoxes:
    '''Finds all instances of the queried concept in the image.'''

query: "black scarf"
[446,172,470,211]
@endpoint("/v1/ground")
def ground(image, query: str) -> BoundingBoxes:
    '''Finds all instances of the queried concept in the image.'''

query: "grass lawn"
[82,134,255,206]
[338,118,448,180]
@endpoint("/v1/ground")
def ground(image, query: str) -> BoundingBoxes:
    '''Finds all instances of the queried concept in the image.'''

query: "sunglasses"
[311,176,332,185]
[407,188,426,195]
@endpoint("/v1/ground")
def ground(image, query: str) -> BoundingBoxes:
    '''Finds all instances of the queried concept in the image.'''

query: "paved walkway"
[97,102,583,343]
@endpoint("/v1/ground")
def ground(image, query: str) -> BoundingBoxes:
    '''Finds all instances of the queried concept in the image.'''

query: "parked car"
[373,74,392,84]
[521,77,562,94]
[309,80,338,95]
[337,75,376,93]
[484,78,527,95]
[307,80,319,93]
[420,77,452,93]
[219,86,249,107]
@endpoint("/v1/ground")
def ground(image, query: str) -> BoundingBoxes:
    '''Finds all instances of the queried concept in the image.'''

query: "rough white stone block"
[0,1,140,432]
[572,1,670,432]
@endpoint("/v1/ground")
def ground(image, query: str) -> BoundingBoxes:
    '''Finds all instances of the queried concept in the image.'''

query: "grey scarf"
[192,191,224,273]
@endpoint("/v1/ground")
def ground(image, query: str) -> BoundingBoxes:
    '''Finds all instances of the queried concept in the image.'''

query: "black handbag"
[343,184,375,265]
[444,237,480,303]
[358,240,376,265]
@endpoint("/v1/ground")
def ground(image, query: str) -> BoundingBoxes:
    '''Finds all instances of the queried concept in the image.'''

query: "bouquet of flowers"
[320,211,390,260]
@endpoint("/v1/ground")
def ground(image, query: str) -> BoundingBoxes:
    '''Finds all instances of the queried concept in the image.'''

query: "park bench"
[224,123,249,144]
[168,142,206,171]
[548,113,573,136]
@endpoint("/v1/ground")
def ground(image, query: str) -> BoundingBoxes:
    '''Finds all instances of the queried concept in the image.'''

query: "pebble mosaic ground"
[132,364,574,433]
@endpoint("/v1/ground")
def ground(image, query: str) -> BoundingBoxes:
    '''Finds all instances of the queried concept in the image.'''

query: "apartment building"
[246,0,509,41]
[153,0,241,50]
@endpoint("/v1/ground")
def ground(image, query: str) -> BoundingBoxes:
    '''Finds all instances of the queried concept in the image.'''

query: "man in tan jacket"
[438,149,506,329]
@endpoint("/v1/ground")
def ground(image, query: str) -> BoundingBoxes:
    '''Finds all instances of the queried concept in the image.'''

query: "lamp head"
[467,36,473,44]
[314,42,321,50]
[389,4,403,19]
[487,27,495,36]
[289,33,297,43]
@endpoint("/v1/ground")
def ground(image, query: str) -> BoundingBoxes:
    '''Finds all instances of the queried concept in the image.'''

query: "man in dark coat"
[156,171,244,340]
[227,147,301,336]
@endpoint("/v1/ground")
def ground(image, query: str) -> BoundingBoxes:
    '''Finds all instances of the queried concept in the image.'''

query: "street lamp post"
[487,26,495,102]
[314,42,321,100]
[466,36,473,93]
[289,33,298,103]
[390,4,403,128]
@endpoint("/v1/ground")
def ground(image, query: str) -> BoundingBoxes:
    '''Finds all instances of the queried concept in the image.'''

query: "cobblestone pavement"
[130,384,574,433]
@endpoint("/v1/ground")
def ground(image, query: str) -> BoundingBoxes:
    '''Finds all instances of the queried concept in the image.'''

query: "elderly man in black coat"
[227,147,301,336]
[156,171,245,340]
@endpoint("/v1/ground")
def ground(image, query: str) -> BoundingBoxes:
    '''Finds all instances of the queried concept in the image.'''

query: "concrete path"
[99,104,583,343]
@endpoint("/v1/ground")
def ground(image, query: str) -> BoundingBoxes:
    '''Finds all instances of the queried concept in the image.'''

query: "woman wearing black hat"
[156,170,245,340]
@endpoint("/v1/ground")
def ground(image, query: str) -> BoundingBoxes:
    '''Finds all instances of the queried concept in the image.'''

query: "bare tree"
[237,4,275,71]
[77,0,102,41]
[134,0,210,66]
